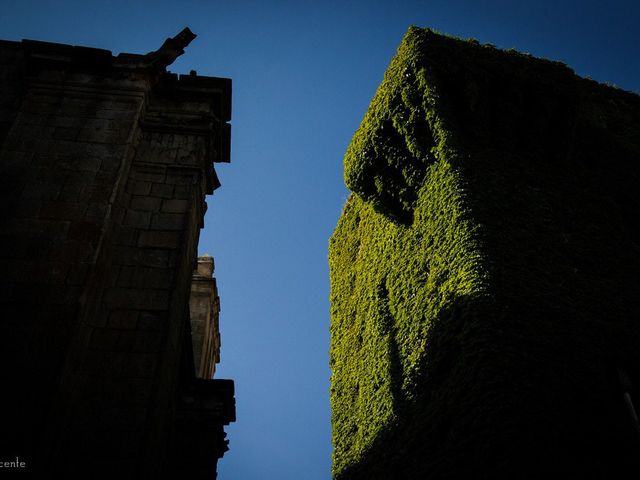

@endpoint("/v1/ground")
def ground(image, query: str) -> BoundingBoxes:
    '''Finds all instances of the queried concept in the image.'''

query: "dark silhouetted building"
[0,29,235,478]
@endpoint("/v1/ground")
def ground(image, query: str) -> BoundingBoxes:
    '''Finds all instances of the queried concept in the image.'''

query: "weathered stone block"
[36,165,97,184]
[83,351,126,377]
[51,239,94,263]
[108,310,138,330]
[66,263,90,285]
[10,198,41,218]
[130,195,161,212]
[137,311,166,331]
[115,330,136,351]
[131,266,173,289]
[89,328,121,351]
[126,179,152,195]
[21,181,61,200]
[96,406,147,430]
[77,125,128,144]
[123,210,150,229]
[84,203,108,222]
[126,353,158,378]
[150,212,184,231]
[86,309,110,328]
[99,156,121,173]
[133,330,163,353]
[68,221,102,243]
[0,234,53,259]
[150,182,173,198]
[116,378,153,405]
[138,230,181,249]
[112,246,171,268]
[54,139,123,158]
[165,173,195,186]
[52,126,80,141]
[59,155,102,172]
[131,170,165,184]
[103,287,169,310]
[40,201,88,221]
[172,185,191,199]
[111,226,138,246]
[0,151,33,168]
[161,199,189,213]
[87,183,114,203]
[95,109,136,120]
[48,115,89,129]
[57,181,83,202]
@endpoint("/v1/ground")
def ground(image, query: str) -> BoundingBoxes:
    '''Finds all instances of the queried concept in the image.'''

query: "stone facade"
[190,255,221,379]
[0,30,235,477]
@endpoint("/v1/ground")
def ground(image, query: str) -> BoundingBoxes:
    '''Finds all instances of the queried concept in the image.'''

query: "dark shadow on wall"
[375,278,405,422]
[336,289,640,480]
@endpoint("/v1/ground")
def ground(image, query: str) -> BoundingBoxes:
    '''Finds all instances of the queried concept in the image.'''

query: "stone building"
[0,29,235,477]
[330,27,640,479]
[190,254,222,380]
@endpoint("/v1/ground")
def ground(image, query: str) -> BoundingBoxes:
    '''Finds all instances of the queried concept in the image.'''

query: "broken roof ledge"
[19,28,232,123]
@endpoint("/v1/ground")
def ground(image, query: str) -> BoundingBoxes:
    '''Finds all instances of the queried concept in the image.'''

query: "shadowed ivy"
[330,26,640,479]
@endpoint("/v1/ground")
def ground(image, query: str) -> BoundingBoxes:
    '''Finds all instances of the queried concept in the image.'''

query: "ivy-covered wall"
[329,26,640,479]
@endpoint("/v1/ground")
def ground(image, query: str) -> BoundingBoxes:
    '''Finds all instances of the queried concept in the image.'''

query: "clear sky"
[2,1,639,478]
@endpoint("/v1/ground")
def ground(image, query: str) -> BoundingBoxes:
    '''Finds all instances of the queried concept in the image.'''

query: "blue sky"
[2,1,639,478]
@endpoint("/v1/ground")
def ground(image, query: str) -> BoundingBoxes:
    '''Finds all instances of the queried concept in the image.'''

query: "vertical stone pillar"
[190,255,222,379]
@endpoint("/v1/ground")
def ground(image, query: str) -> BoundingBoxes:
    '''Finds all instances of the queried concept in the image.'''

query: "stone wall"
[0,31,234,478]
[190,255,221,379]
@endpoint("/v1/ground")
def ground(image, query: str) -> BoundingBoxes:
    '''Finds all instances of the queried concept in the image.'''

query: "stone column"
[190,255,222,379]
